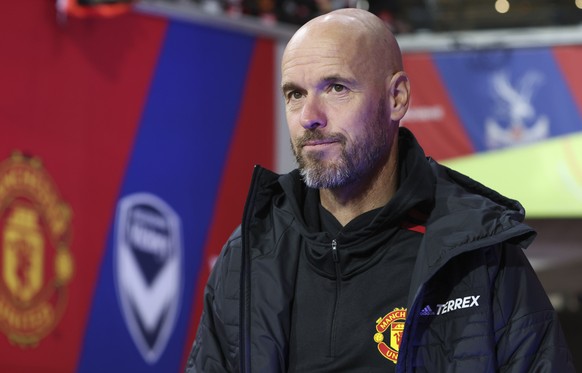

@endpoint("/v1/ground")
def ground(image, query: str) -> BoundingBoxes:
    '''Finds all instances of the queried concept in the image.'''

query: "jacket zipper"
[329,239,341,357]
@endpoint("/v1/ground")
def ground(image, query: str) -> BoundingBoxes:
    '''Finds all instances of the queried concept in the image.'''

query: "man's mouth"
[303,139,339,147]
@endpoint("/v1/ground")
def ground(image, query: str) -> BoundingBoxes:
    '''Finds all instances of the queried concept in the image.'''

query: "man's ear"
[388,71,410,122]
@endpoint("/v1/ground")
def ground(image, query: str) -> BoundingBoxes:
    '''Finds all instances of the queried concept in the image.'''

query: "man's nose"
[300,96,326,130]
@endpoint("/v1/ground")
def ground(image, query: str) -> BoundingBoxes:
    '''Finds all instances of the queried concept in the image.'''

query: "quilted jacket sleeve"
[493,245,575,372]
[185,227,243,373]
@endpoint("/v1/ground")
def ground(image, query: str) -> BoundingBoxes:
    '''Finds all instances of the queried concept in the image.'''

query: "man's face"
[281,27,393,189]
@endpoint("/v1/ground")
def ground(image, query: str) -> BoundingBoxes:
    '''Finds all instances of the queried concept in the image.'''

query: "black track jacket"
[186,128,574,372]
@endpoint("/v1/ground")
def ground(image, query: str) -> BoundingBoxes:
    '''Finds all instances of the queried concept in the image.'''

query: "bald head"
[283,9,403,77]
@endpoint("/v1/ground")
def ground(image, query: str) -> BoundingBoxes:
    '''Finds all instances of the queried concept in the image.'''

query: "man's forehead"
[281,44,357,83]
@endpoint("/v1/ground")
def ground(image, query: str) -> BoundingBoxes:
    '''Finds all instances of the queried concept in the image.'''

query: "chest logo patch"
[373,307,406,364]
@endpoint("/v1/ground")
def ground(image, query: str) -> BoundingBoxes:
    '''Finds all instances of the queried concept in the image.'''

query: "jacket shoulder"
[187,226,243,372]
[429,159,526,216]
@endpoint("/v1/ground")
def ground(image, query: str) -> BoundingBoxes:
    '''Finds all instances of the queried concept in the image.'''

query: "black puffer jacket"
[187,128,574,372]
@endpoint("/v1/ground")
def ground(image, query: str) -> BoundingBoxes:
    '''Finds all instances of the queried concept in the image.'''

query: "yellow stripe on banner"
[442,132,582,218]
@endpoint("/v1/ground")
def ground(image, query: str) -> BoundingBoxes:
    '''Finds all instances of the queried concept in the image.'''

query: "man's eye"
[332,84,345,92]
[290,91,302,100]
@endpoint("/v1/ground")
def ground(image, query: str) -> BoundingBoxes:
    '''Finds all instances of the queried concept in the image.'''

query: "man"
[187,8,574,372]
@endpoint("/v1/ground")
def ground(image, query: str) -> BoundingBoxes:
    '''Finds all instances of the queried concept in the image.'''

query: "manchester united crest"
[0,152,74,346]
[374,307,407,364]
